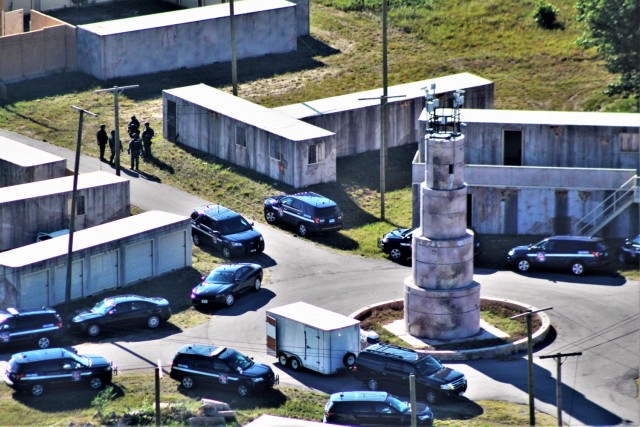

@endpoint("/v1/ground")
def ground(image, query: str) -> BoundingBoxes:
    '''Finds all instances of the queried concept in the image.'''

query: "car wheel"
[516,258,530,272]
[31,384,44,396]
[147,315,161,329]
[224,293,235,307]
[289,357,301,371]
[389,248,403,261]
[253,276,262,291]
[90,377,103,390]
[425,389,439,404]
[36,336,51,349]
[298,223,308,237]
[278,353,288,367]
[237,383,250,397]
[181,376,194,389]
[192,232,201,246]
[222,246,232,259]
[265,211,277,224]
[367,378,378,391]
[343,353,356,368]
[87,324,101,337]
[571,261,585,276]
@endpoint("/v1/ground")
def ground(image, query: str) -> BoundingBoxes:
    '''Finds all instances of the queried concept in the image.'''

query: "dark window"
[308,142,325,164]
[213,360,231,372]
[620,133,639,152]
[236,126,246,147]
[290,199,304,211]
[269,140,283,160]
[503,130,522,166]
[76,196,86,216]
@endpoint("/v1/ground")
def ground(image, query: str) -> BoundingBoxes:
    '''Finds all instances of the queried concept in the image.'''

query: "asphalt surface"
[3,127,639,426]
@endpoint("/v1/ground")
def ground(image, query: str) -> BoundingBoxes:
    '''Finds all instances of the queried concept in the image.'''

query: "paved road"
[4,128,639,426]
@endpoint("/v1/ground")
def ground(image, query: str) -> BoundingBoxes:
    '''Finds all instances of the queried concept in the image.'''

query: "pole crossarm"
[540,352,582,426]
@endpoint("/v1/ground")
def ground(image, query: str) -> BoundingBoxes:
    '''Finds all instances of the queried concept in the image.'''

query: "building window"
[235,126,246,147]
[308,142,325,165]
[503,130,522,166]
[68,196,85,216]
[620,133,639,152]
[270,140,283,160]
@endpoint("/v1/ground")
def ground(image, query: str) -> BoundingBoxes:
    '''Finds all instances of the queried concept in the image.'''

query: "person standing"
[141,121,155,159]
[128,132,143,170]
[108,130,122,165]
[96,124,109,161]
[127,115,140,137]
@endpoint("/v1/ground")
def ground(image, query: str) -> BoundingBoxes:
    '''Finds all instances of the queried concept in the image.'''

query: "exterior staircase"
[575,175,640,236]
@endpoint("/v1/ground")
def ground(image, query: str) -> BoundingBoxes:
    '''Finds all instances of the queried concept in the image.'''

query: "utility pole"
[95,85,139,176]
[409,374,417,427]
[540,351,582,426]
[510,306,553,427]
[65,106,97,313]
[230,0,238,96]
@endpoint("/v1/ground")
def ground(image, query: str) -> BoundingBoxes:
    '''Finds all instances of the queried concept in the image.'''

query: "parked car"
[191,263,262,308]
[1,347,113,396]
[323,391,434,426]
[169,343,278,396]
[378,227,482,262]
[506,235,612,276]
[190,204,264,258]
[616,234,640,265]
[68,294,172,337]
[352,343,467,404]
[263,192,343,236]
[0,307,64,350]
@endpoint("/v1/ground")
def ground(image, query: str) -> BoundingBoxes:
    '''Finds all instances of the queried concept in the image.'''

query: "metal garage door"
[89,250,119,295]
[53,261,84,306]
[125,240,153,284]
[20,270,49,308]
[158,231,187,274]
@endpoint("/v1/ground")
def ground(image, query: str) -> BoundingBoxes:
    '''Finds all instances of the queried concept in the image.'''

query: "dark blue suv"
[190,204,264,258]
[263,192,343,236]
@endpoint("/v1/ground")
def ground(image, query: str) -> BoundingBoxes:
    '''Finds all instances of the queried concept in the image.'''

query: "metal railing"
[575,175,639,236]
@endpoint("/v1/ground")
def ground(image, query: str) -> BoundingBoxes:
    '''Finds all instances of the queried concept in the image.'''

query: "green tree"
[576,0,640,98]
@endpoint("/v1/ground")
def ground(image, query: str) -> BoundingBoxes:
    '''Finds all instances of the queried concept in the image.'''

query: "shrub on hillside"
[533,0,559,29]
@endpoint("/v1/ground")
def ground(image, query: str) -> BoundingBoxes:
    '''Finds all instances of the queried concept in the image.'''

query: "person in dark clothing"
[108,130,122,165]
[141,122,155,159]
[127,115,140,138]
[96,124,109,161]
[128,132,143,170]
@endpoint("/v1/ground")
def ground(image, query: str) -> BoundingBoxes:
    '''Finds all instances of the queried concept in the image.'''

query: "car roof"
[10,348,76,364]
[547,235,603,242]
[290,192,337,208]
[362,343,419,362]
[193,204,240,221]
[0,306,58,317]
[176,343,226,358]
[330,391,389,403]
[98,294,156,304]
[213,263,260,272]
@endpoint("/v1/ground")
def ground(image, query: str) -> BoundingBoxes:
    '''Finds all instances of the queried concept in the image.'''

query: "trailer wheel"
[289,357,301,371]
[343,353,356,368]
[277,353,288,367]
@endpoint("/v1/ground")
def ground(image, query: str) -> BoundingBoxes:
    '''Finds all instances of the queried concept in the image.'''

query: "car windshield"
[220,349,253,372]
[415,355,444,375]
[402,228,417,237]
[0,314,10,324]
[631,235,640,245]
[386,395,409,413]
[218,215,252,235]
[92,298,116,314]
[205,270,234,283]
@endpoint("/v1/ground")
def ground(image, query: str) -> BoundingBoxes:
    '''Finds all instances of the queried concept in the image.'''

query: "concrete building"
[76,0,298,80]
[0,171,130,251]
[0,210,191,308]
[0,136,67,187]
[163,84,336,187]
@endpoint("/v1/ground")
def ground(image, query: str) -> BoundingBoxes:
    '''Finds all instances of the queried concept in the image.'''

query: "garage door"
[125,240,153,284]
[89,250,119,295]
[20,270,49,308]
[158,231,187,274]
[53,261,84,306]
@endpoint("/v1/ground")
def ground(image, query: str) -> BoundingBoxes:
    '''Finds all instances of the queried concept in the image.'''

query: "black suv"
[169,344,278,396]
[263,192,343,236]
[352,343,467,404]
[0,307,64,350]
[506,235,612,276]
[617,234,640,265]
[379,227,482,263]
[190,204,264,258]
[1,347,113,396]
[323,391,434,426]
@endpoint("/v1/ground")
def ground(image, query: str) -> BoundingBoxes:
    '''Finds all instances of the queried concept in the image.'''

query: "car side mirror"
[63,363,72,370]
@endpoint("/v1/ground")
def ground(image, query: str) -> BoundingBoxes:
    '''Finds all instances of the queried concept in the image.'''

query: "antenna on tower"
[423,85,466,138]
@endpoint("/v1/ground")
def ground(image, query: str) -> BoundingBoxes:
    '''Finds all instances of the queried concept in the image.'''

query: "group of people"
[96,115,155,170]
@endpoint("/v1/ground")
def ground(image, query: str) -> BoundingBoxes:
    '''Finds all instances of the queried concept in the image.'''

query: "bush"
[533,0,558,29]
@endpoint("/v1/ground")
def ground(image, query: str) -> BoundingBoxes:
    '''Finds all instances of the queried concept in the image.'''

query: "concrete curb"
[349,297,552,361]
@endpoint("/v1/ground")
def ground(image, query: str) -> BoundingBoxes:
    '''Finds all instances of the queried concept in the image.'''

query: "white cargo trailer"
[266,301,361,375]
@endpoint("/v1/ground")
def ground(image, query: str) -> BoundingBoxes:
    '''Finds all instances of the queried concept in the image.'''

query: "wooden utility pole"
[540,351,582,426]
[230,0,238,96]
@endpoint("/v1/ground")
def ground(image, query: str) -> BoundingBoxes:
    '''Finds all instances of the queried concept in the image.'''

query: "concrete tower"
[404,85,481,339]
